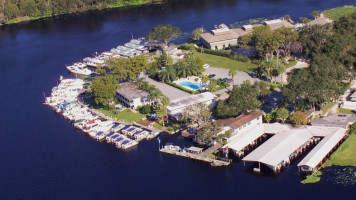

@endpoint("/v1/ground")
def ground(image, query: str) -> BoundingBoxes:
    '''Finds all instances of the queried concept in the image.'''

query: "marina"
[44,77,161,151]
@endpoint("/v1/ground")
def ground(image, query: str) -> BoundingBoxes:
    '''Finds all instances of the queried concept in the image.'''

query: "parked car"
[208,74,216,78]
[222,78,229,82]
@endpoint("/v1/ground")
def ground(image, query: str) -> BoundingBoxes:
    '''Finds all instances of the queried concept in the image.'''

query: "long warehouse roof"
[297,128,346,169]
[242,129,313,167]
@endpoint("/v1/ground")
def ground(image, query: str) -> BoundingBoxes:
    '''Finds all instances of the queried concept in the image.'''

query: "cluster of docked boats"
[66,38,149,76]
[44,77,160,150]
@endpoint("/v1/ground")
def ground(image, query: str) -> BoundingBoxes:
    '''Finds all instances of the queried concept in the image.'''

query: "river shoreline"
[0,0,164,26]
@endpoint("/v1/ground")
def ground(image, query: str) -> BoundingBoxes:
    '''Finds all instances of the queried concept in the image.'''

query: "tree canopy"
[90,75,117,107]
[146,24,182,47]
[215,80,269,118]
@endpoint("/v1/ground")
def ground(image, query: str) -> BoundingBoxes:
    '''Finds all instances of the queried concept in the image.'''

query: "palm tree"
[158,66,176,82]
[228,69,237,85]
[201,76,209,92]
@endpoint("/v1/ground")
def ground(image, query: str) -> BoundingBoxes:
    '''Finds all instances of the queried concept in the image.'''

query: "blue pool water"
[179,81,202,90]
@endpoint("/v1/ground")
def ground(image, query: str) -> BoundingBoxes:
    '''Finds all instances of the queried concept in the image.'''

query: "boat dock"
[159,145,230,166]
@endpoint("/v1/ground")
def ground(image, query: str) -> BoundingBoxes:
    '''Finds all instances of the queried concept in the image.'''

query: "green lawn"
[338,108,355,114]
[323,5,356,21]
[196,53,257,73]
[324,134,356,166]
[322,102,336,115]
[98,108,146,123]
[301,171,322,184]
[153,123,164,130]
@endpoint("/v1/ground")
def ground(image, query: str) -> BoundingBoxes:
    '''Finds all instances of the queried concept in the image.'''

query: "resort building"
[200,20,293,50]
[167,92,216,119]
[200,24,240,50]
[115,82,150,110]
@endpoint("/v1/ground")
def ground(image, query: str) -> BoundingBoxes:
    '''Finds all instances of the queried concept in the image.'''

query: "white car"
[203,64,210,69]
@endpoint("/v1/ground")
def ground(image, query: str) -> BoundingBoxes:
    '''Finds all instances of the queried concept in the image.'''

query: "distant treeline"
[0,0,164,24]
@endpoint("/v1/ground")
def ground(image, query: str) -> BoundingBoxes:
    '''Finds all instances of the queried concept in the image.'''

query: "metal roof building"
[242,129,313,171]
[297,128,347,172]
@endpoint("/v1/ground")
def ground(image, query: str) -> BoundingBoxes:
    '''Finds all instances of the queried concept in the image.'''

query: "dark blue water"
[1,0,356,199]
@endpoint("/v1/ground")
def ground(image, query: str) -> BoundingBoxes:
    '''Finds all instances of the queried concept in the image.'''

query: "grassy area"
[196,53,257,73]
[323,5,356,21]
[301,171,322,184]
[208,150,219,159]
[322,102,336,115]
[98,108,146,123]
[153,123,164,130]
[338,108,354,114]
[324,134,356,167]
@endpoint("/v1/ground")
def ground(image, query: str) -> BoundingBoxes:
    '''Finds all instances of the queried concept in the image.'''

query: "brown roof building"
[216,111,263,129]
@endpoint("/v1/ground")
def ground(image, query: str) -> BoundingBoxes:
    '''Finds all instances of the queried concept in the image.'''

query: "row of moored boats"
[66,38,149,76]
[44,77,160,150]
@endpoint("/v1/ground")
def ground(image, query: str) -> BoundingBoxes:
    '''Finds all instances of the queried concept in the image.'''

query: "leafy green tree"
[275,27,299,58]
[301,17,311,24]
[90,75,117,107]
[130,55,148,79]
[157,52,173,68]
[277,107,289,122]
[22,0,40,17]
[250,25,274,60]
[105,57,130,81]
[291,111,308,126]
[181,103,212,129]
[264,113,273,123]
[311,11,320,19]
[284,15,291,21]
[215,80,261,118]
[192,28,203,40]
[4,2,20,19]
[146,24,182,47]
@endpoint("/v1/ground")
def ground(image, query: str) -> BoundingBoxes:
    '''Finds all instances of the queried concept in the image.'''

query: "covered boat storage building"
[297,128,347,172]
[242,129,314,173]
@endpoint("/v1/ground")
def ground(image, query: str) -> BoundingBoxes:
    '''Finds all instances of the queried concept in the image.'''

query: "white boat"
[147,131,160,140]
[66,62,92,76]
[122,140,138,150]
[83,57,105,67]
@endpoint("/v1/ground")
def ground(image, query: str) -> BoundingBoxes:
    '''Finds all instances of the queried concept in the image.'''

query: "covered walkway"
[298,128,347,172]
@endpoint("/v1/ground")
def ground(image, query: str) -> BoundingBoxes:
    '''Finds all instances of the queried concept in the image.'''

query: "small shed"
[186,146,203,154]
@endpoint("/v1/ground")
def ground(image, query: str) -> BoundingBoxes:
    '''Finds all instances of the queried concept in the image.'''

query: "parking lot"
[202,67,259,85]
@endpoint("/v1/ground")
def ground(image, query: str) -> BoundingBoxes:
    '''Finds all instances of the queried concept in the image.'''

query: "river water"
[1,0,356,199]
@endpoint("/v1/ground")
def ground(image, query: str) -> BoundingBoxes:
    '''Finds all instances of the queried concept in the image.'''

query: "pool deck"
[139,74,191,100]
[174,76,202,91]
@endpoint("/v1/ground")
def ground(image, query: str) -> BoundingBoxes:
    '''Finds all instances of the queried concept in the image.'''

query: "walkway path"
[276,61,309,84]
[139,74,191,100]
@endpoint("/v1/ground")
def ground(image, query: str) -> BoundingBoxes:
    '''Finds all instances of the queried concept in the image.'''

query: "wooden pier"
[159,147,230,166]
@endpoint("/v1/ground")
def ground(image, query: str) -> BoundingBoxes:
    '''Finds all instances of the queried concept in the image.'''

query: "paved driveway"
[203,67,259,85]
[139,74,191,100]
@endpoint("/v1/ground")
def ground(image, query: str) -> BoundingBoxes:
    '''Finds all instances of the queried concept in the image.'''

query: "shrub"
[178,43,197,50]
[235,54,250,62]
[139,105,152,114]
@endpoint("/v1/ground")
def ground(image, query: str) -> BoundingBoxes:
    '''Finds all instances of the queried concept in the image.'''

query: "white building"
[116,82,150,110]
[216,111,263,138]
[167,92,216,119]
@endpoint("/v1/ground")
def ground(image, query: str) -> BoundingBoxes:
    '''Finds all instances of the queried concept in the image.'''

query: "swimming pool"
[179,81,203,90]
